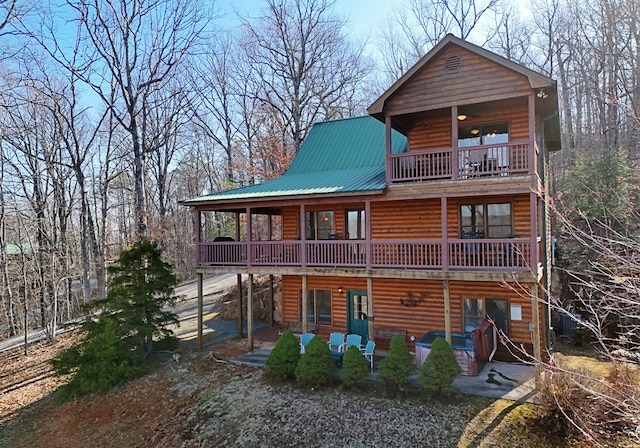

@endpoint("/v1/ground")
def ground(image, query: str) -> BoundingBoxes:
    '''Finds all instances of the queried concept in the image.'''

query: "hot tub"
[414,331,478,376]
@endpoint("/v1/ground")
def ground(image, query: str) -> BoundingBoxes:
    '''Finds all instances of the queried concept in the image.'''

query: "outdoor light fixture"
[536,89,548,99]
[471,128,480,135]
[337,286,344,295]
[457,113,467,121]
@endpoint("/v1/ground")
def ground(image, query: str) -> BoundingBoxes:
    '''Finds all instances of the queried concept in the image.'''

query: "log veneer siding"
[385,46,532,116]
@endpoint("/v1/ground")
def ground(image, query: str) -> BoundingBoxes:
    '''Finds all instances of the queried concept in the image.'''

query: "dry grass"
[0,329,628,448]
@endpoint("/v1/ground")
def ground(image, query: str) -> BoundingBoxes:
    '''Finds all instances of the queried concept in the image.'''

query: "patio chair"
[340,334,362,352]
[299,333,315,354]
[327,332,345,352]
[362,340,376,370]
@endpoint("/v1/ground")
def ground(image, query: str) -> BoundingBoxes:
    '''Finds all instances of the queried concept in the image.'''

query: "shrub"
[538,356,640,445]
[378,334,415,392]
[295,335,336,388]
[51,319,148,398]
[340,345,370,388]
[265,331,301,381]
[418,337,461,394]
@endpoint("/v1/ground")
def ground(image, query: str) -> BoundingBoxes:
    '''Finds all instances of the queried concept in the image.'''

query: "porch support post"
[365,200,372,270]
[197,272,203,351]
[246,207,252,266]
[451,106,459,180]
[441,197,448,270]
[194,208,201,265]
[237,274,243,338]
[301,274,308,334]
[235,211,243,338]
[247,273,254,352]
[300,205,306,268]
[530,191,539,270]
[367,276,374,340]
[443,279,451,344]
[530,282,541,361]
[385,115,392,183]
[528,93,536,174]
[269,274,275,327]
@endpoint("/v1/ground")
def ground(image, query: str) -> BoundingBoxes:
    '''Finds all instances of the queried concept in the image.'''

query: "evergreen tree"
[418,337,462,394]
[339,345,370,388]
[295,335,336,388]
[51,239,179,397]
[265,331,301,381]
[378,334,415,393]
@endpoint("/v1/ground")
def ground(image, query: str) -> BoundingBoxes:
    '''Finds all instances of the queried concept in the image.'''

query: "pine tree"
[340,345,370,388]
[378,334,415,393]
[295,335,336,388]
[51,239,179,397]
[265,331,301,381]
[418,337,462,394]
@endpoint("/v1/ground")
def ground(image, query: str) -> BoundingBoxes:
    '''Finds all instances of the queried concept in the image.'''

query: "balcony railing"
[389,140,531,183]
[197,238,535,272]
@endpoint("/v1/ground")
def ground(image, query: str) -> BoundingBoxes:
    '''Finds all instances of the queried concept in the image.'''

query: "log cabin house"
[180,34,560,368]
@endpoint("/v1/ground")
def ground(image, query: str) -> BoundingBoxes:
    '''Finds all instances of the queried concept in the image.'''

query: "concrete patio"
[231,346,536,401]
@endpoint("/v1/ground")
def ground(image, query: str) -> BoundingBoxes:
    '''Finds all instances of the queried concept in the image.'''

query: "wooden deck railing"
[389,140,531,183]
[197,238,534,272]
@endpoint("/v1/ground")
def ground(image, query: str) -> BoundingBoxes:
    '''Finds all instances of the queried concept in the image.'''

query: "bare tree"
[61,0,209,238]
[538,203,640,447]
[377,0,500,87]
[240,0,370,153]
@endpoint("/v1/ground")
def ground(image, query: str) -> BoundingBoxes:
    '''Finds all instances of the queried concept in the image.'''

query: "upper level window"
[346,209,366,240]
[305,210,334,240]
[458,122,509,147]
[461,202,512,238]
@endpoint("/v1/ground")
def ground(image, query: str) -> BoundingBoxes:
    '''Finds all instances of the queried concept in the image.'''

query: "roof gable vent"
[444,54,462,73]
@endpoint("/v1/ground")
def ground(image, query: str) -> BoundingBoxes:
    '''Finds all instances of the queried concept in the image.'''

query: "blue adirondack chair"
[340,334,362,352]
[327,332,345,352]
[299,333,315,354]
[362,340,376,370]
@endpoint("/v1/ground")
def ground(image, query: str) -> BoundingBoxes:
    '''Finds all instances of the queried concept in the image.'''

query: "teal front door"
[347,290,369,343]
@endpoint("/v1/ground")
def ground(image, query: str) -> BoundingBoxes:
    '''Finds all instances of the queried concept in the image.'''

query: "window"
[458,122,510,172]
[461,202,512,238]
[351,293,368,320]
[305,210,334,240]
[458,122,509,147]
[300,289,332,324]
[463,298,509,334]
[346,209,366,240]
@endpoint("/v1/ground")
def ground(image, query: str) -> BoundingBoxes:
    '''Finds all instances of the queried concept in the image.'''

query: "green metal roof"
[5,243,37,255]
[182,116,407,205]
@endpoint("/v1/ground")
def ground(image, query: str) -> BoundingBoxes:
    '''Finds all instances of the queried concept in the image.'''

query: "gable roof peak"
[368,34,555,117]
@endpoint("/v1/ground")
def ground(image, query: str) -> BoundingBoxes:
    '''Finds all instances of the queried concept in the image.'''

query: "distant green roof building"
[181,116,407,205]
[5,242,37,255]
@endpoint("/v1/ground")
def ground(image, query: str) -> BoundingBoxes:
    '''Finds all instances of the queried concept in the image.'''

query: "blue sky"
[215,0,399,41]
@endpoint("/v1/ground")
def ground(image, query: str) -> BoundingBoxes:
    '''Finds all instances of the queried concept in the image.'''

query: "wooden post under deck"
[197,272,203,351]
[443,279,451,344]
[531,282,541,361]
[269,274,275,327]
[301,275,308,334]
[247,273,254,352]
[236,274,243,338]
[236,212,243,338]
[367,276,374,340]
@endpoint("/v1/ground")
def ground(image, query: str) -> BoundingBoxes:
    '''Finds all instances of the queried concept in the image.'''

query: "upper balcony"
[196,237,540,275]
[388,140,533,183]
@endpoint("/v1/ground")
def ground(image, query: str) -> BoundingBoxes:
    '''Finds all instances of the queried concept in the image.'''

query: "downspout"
[540,110,559,356]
